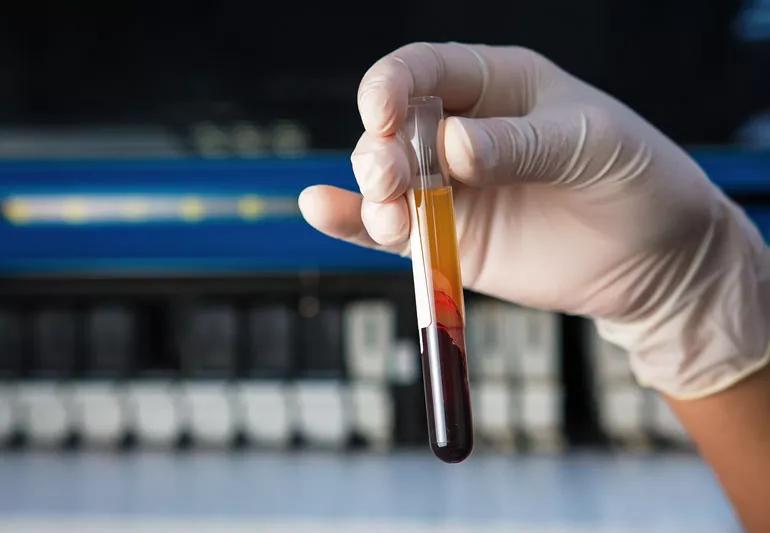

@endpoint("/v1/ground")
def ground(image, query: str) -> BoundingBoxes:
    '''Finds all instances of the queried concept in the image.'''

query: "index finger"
[357,42,485,136]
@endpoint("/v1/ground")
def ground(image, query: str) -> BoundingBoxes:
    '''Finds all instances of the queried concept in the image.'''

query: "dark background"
[0,3,767,508]
[0,0,765,149]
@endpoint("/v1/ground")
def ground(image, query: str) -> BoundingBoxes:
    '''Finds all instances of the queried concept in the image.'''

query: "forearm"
[667,361,770,533]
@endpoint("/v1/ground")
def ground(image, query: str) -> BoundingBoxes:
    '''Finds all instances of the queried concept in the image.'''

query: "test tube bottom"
[420,324,473,463]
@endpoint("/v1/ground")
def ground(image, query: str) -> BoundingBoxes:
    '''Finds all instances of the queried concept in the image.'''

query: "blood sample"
[402,96,473,463]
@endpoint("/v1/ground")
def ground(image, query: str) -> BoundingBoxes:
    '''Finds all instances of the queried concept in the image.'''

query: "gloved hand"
[299,42,770,399]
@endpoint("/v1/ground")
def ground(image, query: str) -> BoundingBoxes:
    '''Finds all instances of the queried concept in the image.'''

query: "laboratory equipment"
[402,96,473,463]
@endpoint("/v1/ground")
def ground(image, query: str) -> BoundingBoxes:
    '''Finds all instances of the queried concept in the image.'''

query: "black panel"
[177,305,238,378]
[30,309,77,378]
[245,304,295,378]
[0,0,755,146]
[299,303,344,377]
[86,306,135,377]
[0,311,22,378]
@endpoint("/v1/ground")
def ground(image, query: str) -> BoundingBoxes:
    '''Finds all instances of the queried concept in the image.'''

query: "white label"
[467,301,517,379]
[72,382,125,445]
[238,381,290,446]
[408,191,434,329]
[521,381,562,432]
[294,381,347,447]
[388,339,419,385]
[183,382,235,446]
[18,382,71,446]
[350,382,393,447]
[128,381,180,446]
[343,301,395,381]
[520,310,559,380]
[601,385,645,437]
[476,381,513,437]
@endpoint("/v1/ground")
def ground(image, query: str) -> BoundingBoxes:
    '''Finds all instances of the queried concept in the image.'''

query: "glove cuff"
[596,199,770,400]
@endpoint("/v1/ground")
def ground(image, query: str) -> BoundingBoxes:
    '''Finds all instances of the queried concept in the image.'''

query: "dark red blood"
[420,324,473,463]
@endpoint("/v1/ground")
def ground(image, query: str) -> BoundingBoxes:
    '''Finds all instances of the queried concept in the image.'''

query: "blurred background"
[0,1,769,531]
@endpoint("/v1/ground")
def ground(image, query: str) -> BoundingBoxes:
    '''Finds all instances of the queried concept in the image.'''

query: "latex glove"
[299,42,770,399]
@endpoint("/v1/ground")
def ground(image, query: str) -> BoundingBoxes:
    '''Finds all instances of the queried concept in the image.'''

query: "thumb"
[443,107,594,187]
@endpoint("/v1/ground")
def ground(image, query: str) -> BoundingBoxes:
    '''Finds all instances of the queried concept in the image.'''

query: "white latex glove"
[299,42,770,399]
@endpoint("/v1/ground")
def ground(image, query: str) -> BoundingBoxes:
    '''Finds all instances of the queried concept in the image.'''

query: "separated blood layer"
[414,186,473,463]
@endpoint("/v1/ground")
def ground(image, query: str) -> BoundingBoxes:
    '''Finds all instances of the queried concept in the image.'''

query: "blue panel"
[746,207,770,243]
[0,157,409,274]
[0,150,766,275]
[690,148,770,194]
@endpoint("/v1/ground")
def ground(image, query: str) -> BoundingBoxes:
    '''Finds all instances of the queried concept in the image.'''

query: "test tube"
[401,96,473,463]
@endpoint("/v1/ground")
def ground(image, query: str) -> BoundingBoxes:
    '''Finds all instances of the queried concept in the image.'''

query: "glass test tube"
[401,96,473,463]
